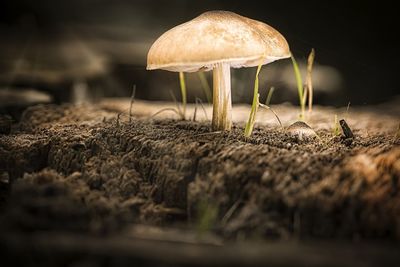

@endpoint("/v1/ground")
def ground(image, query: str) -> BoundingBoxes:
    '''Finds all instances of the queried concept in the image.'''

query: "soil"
[0,99,399,267]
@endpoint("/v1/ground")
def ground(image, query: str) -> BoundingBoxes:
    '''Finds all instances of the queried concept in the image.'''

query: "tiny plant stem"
[345,101,351,121]
[307,48,315,113]
[179,72,187,120]
[129,85,136,123]
[333,114,340,136]
[212,62,232,131]
[303,86,308,108]
[291,54,305,120]
[259,103,283,129]
[244,64,262,137]
[195,97,209,121]
[265,86,275,106]
[198,72,212,104]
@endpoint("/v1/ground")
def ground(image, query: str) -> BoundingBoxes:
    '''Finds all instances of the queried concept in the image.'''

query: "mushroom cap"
[147,10,290,72]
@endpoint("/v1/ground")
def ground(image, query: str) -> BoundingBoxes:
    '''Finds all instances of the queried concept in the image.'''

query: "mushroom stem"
[212,62,232,131]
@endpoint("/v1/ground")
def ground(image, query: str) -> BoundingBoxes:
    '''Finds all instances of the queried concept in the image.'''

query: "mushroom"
[147,10,290,131]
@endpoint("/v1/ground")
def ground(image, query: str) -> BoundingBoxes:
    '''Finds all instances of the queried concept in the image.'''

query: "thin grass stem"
[244,64,262,137]
[179,72,187,120]
[306,49,315,113]
[291,54,305,120]
[265,86,275,106]
[198,72,212,104]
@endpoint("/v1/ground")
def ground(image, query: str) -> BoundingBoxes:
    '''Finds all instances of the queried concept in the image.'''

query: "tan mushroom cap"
[147,10,290,72]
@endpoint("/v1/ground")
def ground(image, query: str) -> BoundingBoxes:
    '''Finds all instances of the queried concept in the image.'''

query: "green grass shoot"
[196,198,218,236]
[345,101,351,121]
[179,72,187,119]
[265,86,275,106]
[306,49,315,113]
[197,72,212,104]
[244,64,262,137]
[129,85,136,123]
[333,114,340,136]
[291,53,305,120]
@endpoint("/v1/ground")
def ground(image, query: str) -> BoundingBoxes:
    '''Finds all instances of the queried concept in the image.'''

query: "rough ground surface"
[0,100,399,266]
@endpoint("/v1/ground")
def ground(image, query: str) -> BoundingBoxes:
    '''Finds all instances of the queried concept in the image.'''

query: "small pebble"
[286,121,317,142]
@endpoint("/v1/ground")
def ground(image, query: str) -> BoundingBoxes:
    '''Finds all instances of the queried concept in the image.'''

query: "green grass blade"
[291,54,305,120]
[333,114,340,136]
[196,198,218,236]
[179,72,187,120]
[306,48,315,113]
[244,64,262,137]
[197,72,212,104]
[265,86,275,106]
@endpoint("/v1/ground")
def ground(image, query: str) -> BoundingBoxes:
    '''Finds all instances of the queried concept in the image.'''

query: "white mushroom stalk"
[212,62,232,130]
[146,10,290,131]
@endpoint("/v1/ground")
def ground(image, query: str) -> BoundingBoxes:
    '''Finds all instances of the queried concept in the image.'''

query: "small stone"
[287,121,317,142]
[339,119,354,139]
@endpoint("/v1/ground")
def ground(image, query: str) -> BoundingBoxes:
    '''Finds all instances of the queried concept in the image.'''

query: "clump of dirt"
[1,103,399,244]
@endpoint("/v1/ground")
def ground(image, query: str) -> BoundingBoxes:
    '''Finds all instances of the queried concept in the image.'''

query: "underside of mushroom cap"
[147,10,290,72]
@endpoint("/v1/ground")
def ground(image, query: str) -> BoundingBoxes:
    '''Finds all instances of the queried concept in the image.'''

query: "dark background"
[1,0,398,106]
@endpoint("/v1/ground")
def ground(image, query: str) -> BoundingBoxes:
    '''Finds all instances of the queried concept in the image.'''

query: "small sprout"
[129,85,136,123]
[287,121,317,142]
[265,86,275,106]
[196,198,218,236]
[244,64,262,137]
[197,72,212,104]
[306,48,315,113]
[345,101,351,121]
[192,97,208,122]
[291,53,305,120]
[179,72,187,120]
[291,49,315,120]
[244,66,283,137]
[333,114,341,136]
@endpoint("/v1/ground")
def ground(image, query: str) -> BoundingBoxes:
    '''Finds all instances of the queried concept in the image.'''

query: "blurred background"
[1,0,398,118]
